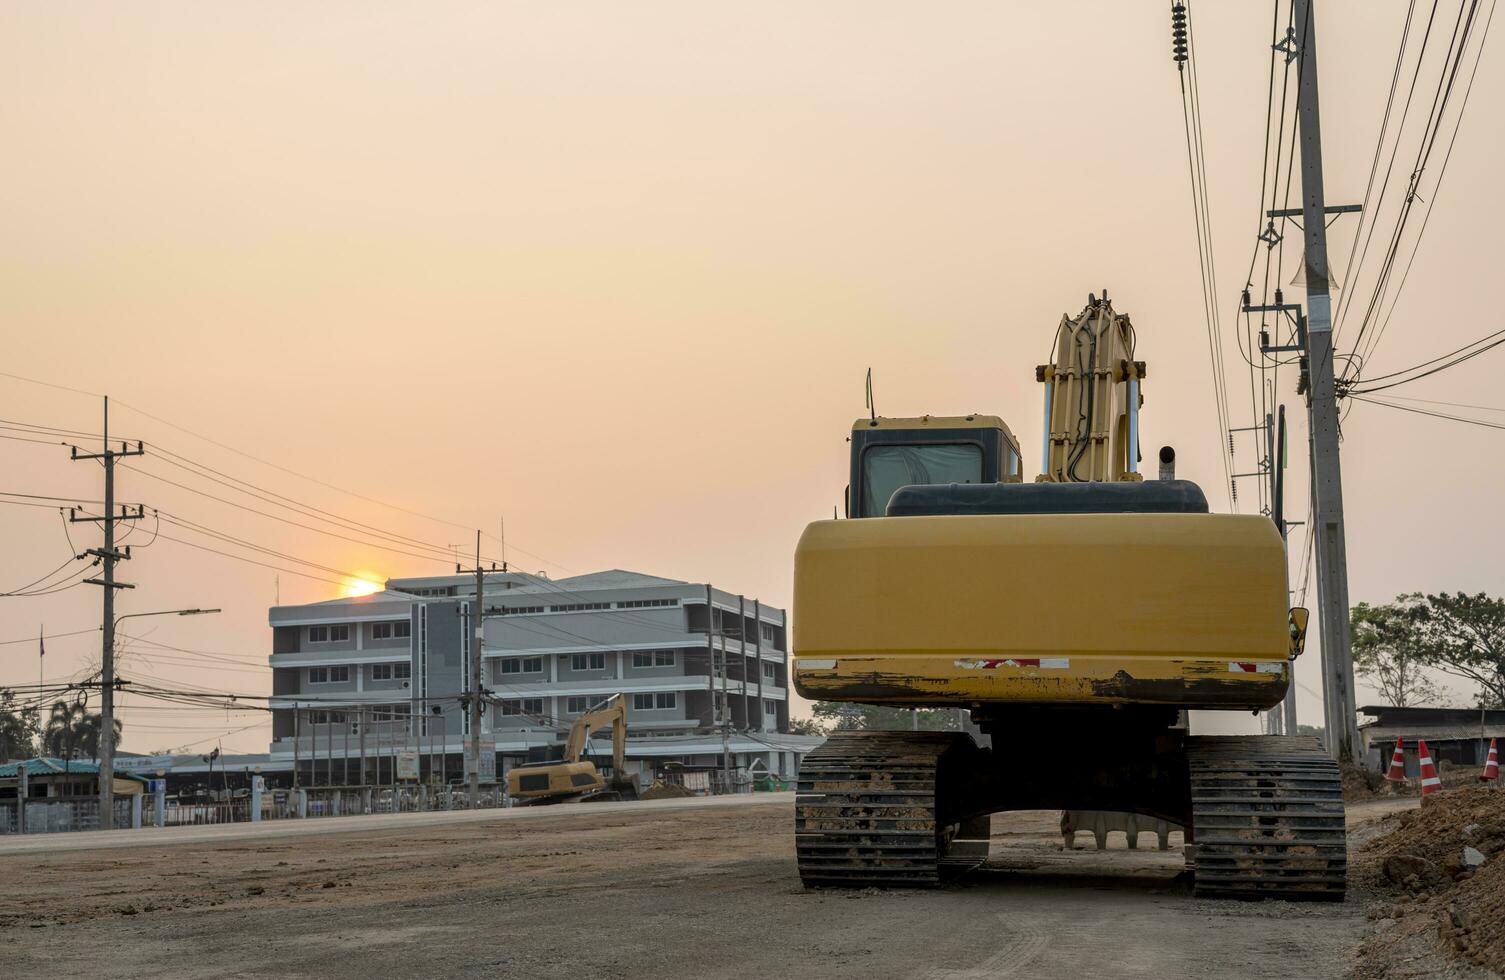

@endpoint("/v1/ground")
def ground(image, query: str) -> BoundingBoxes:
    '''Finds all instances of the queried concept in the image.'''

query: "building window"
[311,710,347,724]
[631,650,676,668]
[497,605,544,616]
[308,667,328,683]
[329,624,350,642]
[309,626,329,643]
[501,657,543,675]
[330,665,349,682]
[764,702,777,716]
[371,662,412,681]
[570,653,606,672]
[617,598,679,609]
[372,621,411,640]
[550,602,611,613]
[761,624,776,642]
[566,696,594,714]
[632,692,677,712]
[501,698,544,716]
[763,662,776,681]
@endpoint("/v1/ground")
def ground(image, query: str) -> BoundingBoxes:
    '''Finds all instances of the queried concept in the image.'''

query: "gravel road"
[0,794,1415,979]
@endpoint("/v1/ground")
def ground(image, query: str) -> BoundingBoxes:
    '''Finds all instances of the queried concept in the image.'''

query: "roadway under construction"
[0,791,1465,980]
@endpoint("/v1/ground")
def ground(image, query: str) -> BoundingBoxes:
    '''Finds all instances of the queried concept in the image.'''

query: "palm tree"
[76,712,123,761]
[43,700,86,759]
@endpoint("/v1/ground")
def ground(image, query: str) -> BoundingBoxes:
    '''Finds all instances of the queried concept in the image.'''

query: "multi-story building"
[267,569,818,786]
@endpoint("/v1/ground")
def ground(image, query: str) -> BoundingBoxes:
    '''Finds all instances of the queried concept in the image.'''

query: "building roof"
[0,758,148,780]
[1360,705,1505,725]
[551,569,690,591]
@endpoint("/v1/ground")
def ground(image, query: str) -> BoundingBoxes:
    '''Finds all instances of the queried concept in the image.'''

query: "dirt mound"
[640,781,695,801]
[1344,765,1407,800]
[1361,784,1505,974]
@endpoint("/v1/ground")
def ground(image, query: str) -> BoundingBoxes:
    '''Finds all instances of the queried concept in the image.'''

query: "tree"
[1350,596,1442,707]
[811,701,962,732]
[75,712,123,761]
[0,689,38,761]
[1410,592,1505,709]
[786,716,828,736]
[41,700,123,761]
[43,700,87,759]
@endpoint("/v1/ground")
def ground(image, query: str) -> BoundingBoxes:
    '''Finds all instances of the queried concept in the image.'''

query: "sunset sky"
[3,2,1502,753]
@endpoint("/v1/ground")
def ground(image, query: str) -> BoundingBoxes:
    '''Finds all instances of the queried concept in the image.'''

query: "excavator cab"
[848,415,1022,518]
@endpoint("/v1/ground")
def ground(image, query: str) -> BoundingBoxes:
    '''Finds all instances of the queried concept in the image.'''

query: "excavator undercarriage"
[794,726,1345,897]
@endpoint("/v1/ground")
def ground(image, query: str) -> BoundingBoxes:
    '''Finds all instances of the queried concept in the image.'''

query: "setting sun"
[340,574,384,598]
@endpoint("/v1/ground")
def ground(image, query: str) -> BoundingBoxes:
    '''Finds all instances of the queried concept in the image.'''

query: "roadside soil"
[0,795,1474,979]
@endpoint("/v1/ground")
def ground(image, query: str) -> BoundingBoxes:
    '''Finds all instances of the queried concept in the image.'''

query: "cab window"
[862,444,983,516]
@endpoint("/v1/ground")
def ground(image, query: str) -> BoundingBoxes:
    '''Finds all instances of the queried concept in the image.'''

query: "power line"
[1350,393,1505,430]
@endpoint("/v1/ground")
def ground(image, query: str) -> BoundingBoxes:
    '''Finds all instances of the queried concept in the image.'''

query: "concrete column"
[333,788,342,816]
[130,793,143,829]
[444,784,454,810]
[15,763,26,834]
[250,776,263,822]
[418,785,429,810]
[361,787,373,814]
[295,788,308,819]
[154,781,166,828]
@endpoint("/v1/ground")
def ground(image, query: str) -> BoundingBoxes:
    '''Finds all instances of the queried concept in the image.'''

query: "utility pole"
[457,531,500,803]
[1293,0,1361,763]
[1276,406,1299,737]
[70,396,144,830]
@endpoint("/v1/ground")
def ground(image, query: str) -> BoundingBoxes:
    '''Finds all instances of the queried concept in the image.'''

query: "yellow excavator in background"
[793,293,1342,898]
[506,693,640,805]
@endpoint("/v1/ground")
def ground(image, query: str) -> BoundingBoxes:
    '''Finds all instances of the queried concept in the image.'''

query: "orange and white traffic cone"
[1482,738,1499,782]
[1418,739,1442,796]
[1386,741,1407,782]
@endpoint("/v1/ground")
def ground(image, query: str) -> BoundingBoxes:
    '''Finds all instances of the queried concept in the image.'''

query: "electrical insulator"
[1172,3,1188,67]
[1231,480,1239,503]
[1228,432,1235,455]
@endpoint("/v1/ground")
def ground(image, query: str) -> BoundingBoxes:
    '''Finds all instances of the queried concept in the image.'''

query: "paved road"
[0,790,783,855]
[1,796,1416,979]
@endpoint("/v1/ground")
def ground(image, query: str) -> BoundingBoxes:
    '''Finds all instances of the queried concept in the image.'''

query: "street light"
[99,607,221,830]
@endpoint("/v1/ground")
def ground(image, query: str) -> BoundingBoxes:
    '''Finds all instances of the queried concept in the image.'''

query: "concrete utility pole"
[70,396,144,830]
[457,531,501,803]
[1293,0,1361,763]
[1275,406,1299,738]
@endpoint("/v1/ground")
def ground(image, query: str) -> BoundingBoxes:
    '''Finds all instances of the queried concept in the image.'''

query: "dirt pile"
[640,780,695,800]
[1343,765,1486,801]
[1362,784,1505,974]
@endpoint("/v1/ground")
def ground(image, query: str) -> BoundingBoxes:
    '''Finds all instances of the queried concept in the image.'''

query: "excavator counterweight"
[791,295,1345,899]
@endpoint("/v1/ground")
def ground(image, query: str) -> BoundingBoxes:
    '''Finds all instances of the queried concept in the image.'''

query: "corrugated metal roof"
[1360,725,1505,742]
[0,757,148,780]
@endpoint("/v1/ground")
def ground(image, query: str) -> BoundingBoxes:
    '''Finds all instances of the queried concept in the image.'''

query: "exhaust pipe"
[1158,446,1176,481]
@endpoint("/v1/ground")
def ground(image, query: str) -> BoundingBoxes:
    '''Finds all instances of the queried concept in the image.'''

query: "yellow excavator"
[793,293,1342,898]
[506,693,640,805]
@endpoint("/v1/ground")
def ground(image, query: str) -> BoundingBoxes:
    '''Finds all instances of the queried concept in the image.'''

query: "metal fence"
[0,797,136,834]
[2,784,512,835]
[150,801,251,827]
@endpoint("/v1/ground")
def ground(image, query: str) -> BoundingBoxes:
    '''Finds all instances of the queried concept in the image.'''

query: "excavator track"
[1186,735,1347,900]
[794,731,981,888]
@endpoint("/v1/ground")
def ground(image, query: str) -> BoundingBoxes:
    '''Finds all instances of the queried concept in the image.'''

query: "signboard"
[396,751,420,781]
[464,739,497,781]
[115,755,175,773]
[147,779,167,794]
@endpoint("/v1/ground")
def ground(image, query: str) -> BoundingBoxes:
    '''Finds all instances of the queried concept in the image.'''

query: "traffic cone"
[1385,741,1407,782]
[1482,738,1499,782]
[1418,739,1442,796]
